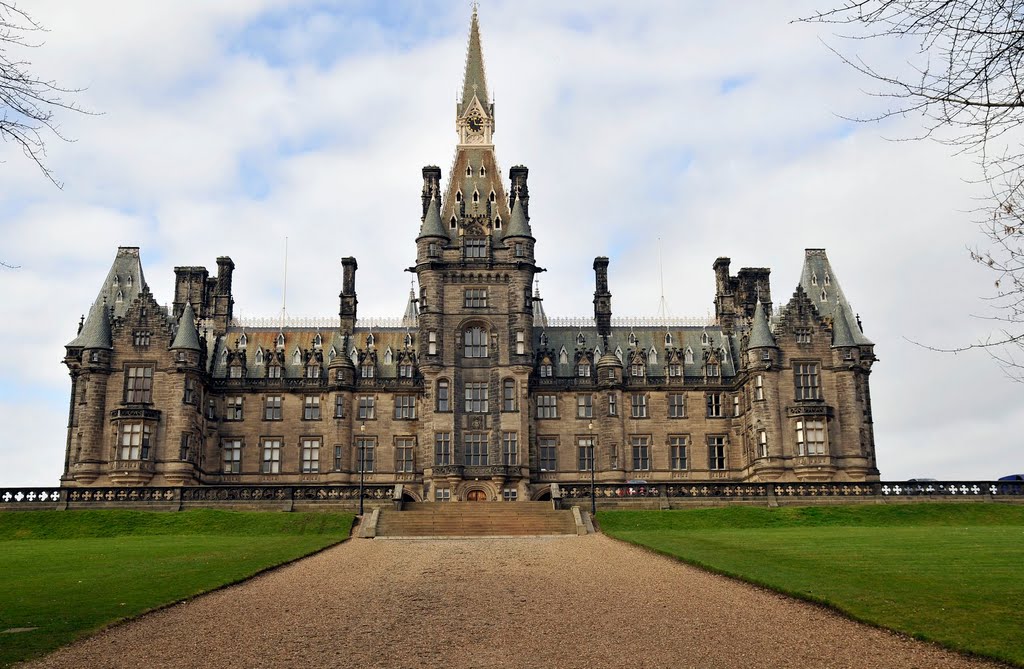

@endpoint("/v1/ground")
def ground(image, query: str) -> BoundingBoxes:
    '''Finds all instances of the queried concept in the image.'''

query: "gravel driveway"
[21,534,1003,669]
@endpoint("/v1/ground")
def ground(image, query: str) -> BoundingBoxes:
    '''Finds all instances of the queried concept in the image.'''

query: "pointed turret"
[95,247,147,319]
[418,194,447,240]
[68,300,112,350]
[747,300,776,349]
[532,282,548,328]
[799,249,872,346]
[504,196,533,239]
[402,286,419,328]
[170,302,202,351]
[458,6,489,117]
[831,304,860,348]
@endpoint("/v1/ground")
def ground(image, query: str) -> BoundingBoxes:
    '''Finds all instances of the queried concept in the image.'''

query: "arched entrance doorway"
[466,490,487,502]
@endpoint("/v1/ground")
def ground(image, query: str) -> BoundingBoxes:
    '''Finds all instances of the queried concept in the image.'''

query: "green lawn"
[0,510,354,667]
[600,504,1024,667]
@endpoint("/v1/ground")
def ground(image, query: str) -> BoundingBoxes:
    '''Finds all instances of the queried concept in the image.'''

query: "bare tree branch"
[0,0,93,189]
[800,1,1024,375]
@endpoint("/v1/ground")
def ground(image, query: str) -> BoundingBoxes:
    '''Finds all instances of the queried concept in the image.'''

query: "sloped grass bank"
[601,504,1024,667]
[0,510,354,667]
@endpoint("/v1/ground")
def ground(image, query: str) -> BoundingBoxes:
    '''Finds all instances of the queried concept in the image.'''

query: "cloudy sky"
[1,0,1020,486]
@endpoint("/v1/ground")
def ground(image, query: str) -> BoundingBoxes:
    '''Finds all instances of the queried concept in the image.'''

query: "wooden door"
[467,490,487,502]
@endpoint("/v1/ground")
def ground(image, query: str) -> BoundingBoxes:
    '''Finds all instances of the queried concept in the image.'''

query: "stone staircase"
[373,501,580,538]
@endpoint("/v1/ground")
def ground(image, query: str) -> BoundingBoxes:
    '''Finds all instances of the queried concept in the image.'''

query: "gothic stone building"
[61,11,879,501]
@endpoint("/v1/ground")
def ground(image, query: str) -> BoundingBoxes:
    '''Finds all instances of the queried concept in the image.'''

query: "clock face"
[467,113,483,133]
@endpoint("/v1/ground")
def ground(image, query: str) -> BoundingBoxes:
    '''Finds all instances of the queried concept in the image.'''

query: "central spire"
[458,6,490,119]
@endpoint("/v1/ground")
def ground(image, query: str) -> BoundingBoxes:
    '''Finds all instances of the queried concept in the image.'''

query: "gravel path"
[21,534,1003,669]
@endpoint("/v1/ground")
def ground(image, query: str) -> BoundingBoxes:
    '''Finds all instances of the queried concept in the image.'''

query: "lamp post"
[588,421,596,517]
[358,421,366,516]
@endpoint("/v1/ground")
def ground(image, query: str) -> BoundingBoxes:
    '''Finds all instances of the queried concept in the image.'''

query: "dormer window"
[576,332,585,345]
[113,275,119,286]
[404,333,413,348]
[126,275,132,287]
[361,363,375,378]
[276,333,285,349]
[456,191,463,202]
[821,289,828,301]
[229,363,244,379]
[292,349,302,365]
[384,347,393,365]
[306,364,321,379]
[494,216,501,229]
[811,272,818,286]
[480,166,487,177]
[706,363,720,377]
[539,361,553,377]
[615,346,623,362]
[539,332,548,347]
[577,363,591,377]
[650,348,658,364]
[466,165,472,176]
[116,290,124,303]
[685,347,694,364]
[255,348,264,365]
[665,333,673,346]
[631,364,645,377]
[669,363,682,377]
[367,333,375,348]
[450,216,457,230]
[824,274,831,286]
[472,190,479,203]
[328,347,336,362]
[313,333,322,349]
[464,238,486,259]
[239,333,247,348]
[489,190,495,201]
[558,347,569,365]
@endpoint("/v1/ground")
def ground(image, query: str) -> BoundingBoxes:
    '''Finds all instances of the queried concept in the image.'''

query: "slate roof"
[67,300,112,350]
[417,194,447,240]
[440,146,512,239]
[211,328,418,380]
[533,326,739,378]
[504,196,532,239]
[747,300,776,348]
[799,249,872,346]
[170,302,202,351]
[93,247,146,320]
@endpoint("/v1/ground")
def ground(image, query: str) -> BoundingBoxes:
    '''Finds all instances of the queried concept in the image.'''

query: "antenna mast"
[281,237,288,329]
[657,237,669,324]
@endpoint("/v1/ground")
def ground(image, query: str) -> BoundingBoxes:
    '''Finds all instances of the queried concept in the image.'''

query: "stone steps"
[375,502,578,537]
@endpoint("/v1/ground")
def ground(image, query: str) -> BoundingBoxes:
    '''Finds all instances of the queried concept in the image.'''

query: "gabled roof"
[747,300,776,349]
[798,248,872,346]
[170,302,202,351]
[68,300,112,350]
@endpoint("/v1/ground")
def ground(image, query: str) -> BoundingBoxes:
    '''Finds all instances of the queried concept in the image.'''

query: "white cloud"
[1,0,1022,486]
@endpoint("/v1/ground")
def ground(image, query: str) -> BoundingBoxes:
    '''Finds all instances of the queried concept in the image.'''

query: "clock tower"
[413,6,539,501]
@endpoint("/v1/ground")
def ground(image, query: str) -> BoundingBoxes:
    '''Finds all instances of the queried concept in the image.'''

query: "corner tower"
[413,8,540,502]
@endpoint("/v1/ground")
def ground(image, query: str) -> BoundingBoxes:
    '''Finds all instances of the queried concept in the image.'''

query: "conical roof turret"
[170,302,202,351]
[532,282,547,328]
[831,304,860,348]
[402,285,419,328]
[504,196,533,239]
[747,300,776,349]
[418,194,447,240]
[68,300,112,350]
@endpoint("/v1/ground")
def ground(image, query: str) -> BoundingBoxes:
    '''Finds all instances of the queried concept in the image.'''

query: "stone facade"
[61,10,879,500]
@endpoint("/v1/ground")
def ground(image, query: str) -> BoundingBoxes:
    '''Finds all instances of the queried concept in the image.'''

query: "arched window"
[456,191,463,202]
[254,348,264,365]
[665,333,673,346]
[239,333,247,348]
[464,327,488,358]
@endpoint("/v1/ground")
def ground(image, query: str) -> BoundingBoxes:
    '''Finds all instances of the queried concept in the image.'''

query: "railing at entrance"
[1,480,1022,509]
[556,480,1024,500]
